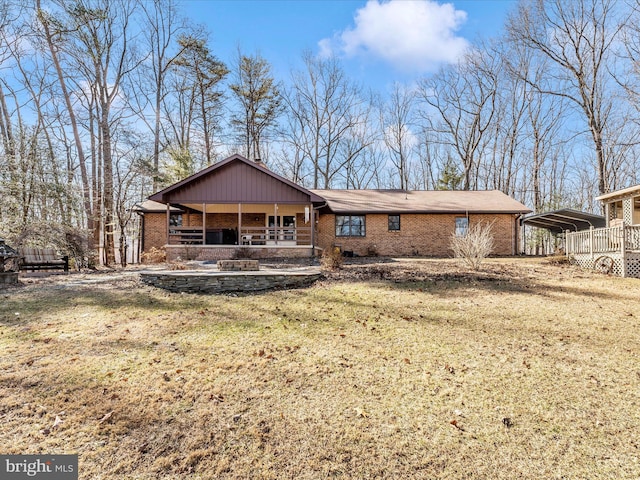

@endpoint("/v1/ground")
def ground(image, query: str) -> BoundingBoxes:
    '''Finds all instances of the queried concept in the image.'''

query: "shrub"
[233,247,258,259]
[450,221,495,270]
[546,254,570,266]
[141,246,166,264]
[321,246,343,271]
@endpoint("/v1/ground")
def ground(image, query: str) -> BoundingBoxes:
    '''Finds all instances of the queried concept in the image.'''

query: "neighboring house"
[135,154,531,261]
[565,184,640,277]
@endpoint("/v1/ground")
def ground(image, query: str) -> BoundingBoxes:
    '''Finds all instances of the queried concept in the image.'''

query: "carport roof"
[520,208,606,233]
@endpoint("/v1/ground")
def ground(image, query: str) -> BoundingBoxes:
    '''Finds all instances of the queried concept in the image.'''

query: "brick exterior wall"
[142,213,166,252]
[145,211,519,258]
[316,213,518,256]
[142,212,203,252]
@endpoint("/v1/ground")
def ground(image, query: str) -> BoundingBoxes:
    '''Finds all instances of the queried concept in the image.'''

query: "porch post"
[310,203,315,249]
[589,226,594,259]
[166,203,170,246]
[566,230,571,256]
[202,203,206,245]
[621,224,627,277]
[238,203,242,245]
[274,203,278,245]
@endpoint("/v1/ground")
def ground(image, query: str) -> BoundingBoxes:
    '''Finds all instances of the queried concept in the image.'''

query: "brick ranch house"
[135,154,531,261]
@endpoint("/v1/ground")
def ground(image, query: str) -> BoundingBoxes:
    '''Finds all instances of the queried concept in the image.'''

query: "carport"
[520,208,606,254]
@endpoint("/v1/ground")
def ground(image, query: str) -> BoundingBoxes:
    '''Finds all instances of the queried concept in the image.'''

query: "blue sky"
[182,0,516,93]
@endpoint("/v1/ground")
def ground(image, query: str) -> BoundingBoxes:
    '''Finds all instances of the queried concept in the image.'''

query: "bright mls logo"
[0,455,78,479]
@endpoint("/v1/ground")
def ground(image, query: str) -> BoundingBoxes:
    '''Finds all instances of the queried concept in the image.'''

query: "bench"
[19,247,69,272]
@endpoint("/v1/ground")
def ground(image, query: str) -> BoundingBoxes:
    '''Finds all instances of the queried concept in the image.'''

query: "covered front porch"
[146,154,326,261]
[164,202,318,261]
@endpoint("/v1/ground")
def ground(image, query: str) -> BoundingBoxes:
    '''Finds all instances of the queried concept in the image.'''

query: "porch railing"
[565,225,640,255]
[168,227,204,245]
[239,226,313,246]
[168,226,313,246]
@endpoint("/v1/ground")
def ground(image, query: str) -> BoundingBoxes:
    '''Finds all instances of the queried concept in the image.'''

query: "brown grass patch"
[1,258,639,478]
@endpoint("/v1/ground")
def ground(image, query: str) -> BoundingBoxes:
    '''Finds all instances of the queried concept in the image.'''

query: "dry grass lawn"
[1,257,639,479]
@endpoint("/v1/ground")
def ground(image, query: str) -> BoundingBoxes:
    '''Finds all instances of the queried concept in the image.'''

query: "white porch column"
[621,224,627,277]
[589,226,594,259]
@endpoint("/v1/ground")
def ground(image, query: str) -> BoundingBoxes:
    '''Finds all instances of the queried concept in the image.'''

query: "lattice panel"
[570,252,640,278]
[570,253,623,276]
[623,199,634,224]
[626,253,640,278]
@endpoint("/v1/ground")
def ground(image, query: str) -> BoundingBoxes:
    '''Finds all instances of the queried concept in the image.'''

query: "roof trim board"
[595,184,640,202]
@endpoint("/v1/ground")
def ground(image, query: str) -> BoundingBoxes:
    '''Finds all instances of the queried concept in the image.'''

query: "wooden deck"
[565,225,640,277]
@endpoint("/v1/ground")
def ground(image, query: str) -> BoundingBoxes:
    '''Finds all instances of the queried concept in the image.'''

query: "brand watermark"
[0,455,77,479]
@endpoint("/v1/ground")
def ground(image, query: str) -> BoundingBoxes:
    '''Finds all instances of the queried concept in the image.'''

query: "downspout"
[313,202,328,254]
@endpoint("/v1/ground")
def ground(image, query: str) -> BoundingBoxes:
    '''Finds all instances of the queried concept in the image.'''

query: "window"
[336,215,366,237]
[169,214,183,227]
[388,215,400,231]
[455,217,469,237]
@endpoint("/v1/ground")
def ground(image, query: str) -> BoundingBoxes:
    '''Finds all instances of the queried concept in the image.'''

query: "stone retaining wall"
[140,270,322,294]
[0,272,19,287]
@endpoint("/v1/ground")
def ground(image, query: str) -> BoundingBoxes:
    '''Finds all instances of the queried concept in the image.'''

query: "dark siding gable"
[151,157,317,204]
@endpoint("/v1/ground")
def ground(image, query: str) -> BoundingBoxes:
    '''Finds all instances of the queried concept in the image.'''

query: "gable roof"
[149,154,325,204]
[311,189,531,214]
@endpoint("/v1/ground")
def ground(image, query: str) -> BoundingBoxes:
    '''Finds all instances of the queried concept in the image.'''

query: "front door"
[268,215,296,241]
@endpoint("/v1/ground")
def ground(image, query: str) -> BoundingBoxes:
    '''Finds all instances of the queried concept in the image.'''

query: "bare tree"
[507,0,626,196]
[284,52,374,189]
[134,0,187,190]
[229,51,282,162]
[382,83,416,190]
[36,0,94,239]
[418,46,498,190]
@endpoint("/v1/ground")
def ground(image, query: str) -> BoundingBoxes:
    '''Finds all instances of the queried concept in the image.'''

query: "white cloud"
[319,0,469,72]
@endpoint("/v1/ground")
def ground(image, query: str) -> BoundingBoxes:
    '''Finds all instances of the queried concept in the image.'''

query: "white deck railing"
[565,225,640,255]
